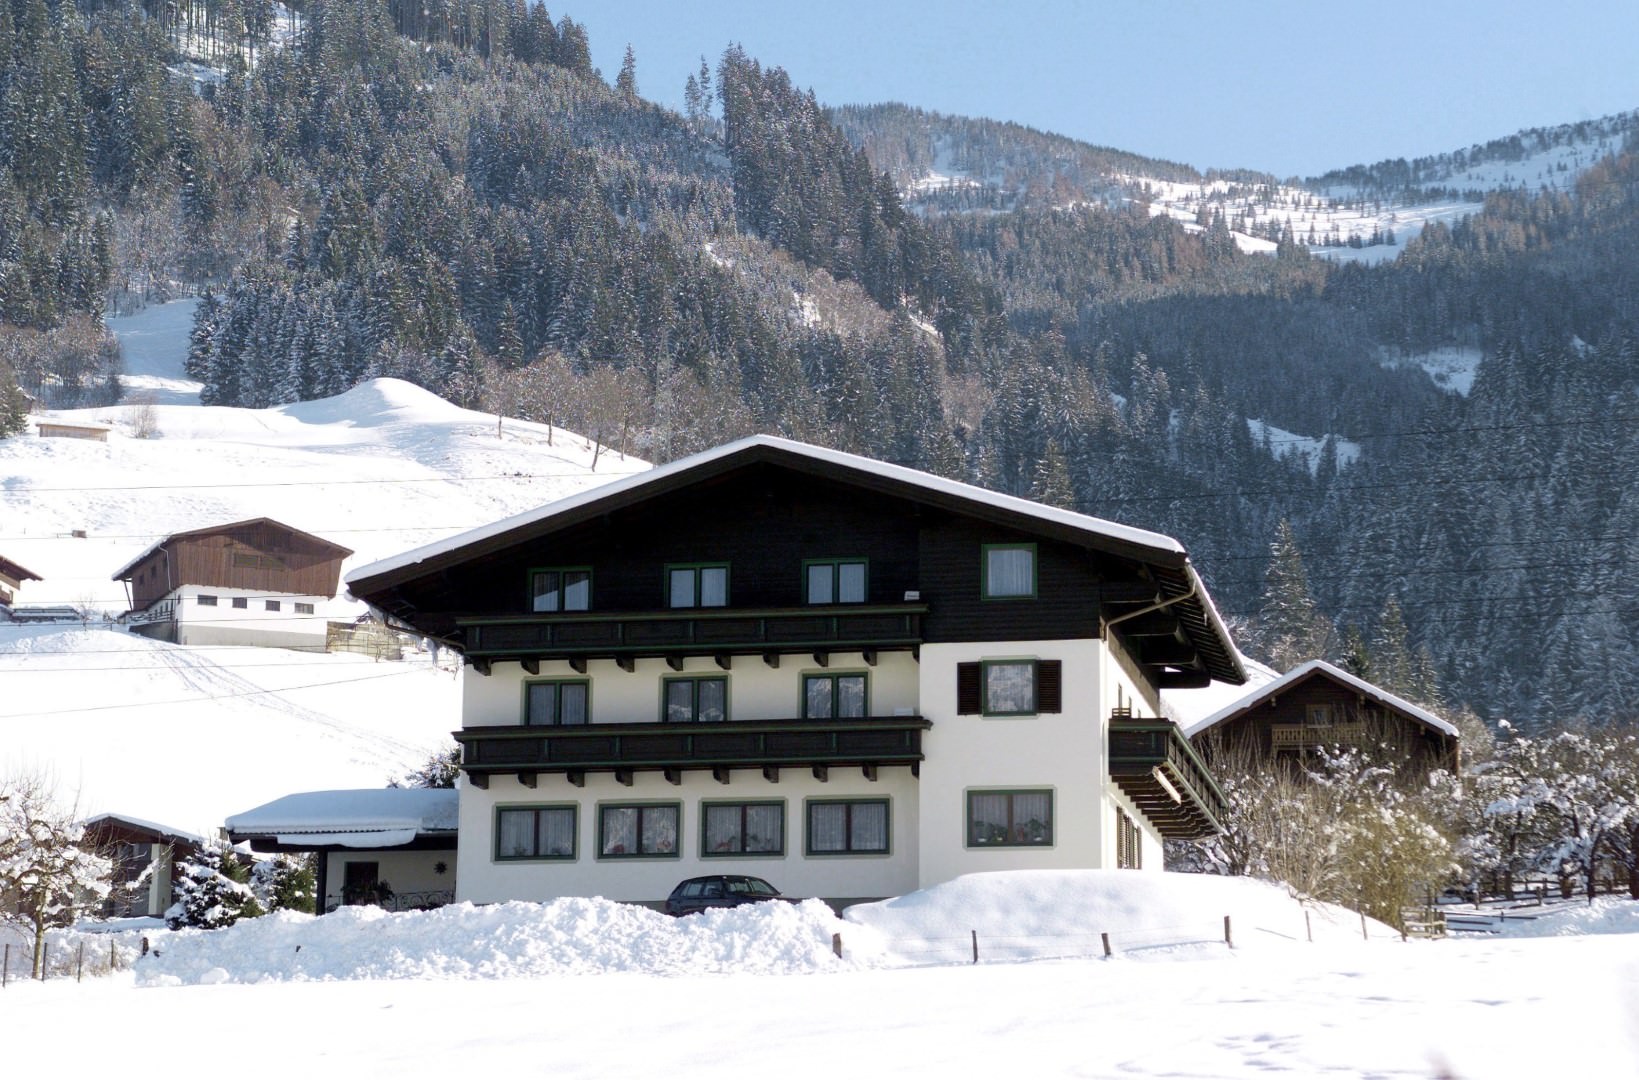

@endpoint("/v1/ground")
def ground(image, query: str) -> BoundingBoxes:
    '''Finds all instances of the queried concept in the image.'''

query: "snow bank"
[133,898,861,985]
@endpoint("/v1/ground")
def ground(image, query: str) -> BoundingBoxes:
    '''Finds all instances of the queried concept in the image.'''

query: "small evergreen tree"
[166,840,264,930]
[252,854,316,914]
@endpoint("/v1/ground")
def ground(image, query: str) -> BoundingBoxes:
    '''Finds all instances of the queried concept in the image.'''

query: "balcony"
[1270,722,1368,751]
[456,715,931,787]
[456,604,926,670]
[1106,714,1226,839]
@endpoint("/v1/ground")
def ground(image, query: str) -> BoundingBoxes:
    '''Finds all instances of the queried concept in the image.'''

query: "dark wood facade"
[79,815,203,918]
[349,445,1243,692]
[1189,662,1460,774]
[0,553,41,607]
[113,518,353,612]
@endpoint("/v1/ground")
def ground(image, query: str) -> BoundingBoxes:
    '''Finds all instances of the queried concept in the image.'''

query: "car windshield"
[725,877,777,896]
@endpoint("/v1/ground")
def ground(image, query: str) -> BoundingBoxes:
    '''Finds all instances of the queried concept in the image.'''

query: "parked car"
[664,874,796,916]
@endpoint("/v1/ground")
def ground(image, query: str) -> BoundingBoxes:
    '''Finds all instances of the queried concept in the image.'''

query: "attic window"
[982,544,1036,599]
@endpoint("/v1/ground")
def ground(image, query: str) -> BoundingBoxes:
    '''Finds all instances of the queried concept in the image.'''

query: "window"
[1117,809,1142,869]
[667,564,728,608]
[265,599,281,612]
[294,602,315,615]
[702,802,784,856]
[803,673,867,719]
[496,806,577,860]
[664,676,726,723]
[956,660,1062,716]
[806,799,889,855]
[804,559,867,604]
[531,568,591,613]
[599,804,680,858]
[968,790,1053,847]
[197,595,218,606]
[981,543,1036,599]
[526,680,590,726]
[1305,704,1333,726]
[231,597,248,609]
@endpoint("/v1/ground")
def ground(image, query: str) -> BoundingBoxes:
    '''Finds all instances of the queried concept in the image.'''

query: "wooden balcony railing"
[1270,722,1369,750]
[1107,715,1226,839]
[456,604,926,666]
[456,715,931,786]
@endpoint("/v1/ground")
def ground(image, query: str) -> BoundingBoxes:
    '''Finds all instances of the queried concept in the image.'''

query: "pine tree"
[167,840,264,930]
[616,44,637,100]
[1252,520,1331,671]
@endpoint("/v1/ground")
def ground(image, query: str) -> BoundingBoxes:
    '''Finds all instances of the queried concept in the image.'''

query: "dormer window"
[531,568,591,613]
[667,564,727,608]
[805,559,866,604]
[982,544,1036,599]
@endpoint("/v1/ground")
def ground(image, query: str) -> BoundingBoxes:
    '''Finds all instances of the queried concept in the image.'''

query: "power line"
[5,468,645,494]
[0,665,438,720]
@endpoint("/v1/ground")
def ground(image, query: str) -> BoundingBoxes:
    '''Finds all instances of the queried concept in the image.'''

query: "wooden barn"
[112,518,353,650]
[0,553,41,609]
[1184,660,1460,775]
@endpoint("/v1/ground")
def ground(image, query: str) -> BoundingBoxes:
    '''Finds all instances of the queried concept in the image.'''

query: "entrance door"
[342,861,380,905]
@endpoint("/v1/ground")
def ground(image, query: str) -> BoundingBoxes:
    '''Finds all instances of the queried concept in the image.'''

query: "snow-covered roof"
[1183,659,1459,739]
[0,554,42,583]
[82,812,209,848]
[225,788,458,848]
[351,435,1187,583]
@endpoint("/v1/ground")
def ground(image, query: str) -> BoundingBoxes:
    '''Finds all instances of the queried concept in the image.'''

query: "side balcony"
[456,715,932,787]
[1106,712,1227,840]
[455,604,926,673]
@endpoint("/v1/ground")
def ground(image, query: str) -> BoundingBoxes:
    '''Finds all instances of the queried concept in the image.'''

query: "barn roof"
[111,517,354,581]
[1184,659,1459,740]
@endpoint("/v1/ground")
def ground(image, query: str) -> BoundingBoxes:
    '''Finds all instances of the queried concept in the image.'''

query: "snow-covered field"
[7,871,1639,1078]
[2,300,645,833]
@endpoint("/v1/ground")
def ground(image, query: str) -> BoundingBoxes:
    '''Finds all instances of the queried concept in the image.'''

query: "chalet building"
[226,789,459,913]
[0,553,41,611]
[80,814,206,919]
[112,518,353,650]
[346,436,1245,909]
[1184,660,1460,774]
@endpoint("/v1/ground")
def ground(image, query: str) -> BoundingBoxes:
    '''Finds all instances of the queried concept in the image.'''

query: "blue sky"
[570,1,1639,178]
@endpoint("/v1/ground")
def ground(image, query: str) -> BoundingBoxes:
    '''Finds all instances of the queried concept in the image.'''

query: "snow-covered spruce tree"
[0,772,112,978]
[251,854,317,914]
[390,743,461,789]
[166,840,263,930]
[1249,520,1332,672]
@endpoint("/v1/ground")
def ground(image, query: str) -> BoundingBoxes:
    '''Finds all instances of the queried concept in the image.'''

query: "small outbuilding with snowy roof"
[1184,659,1460,774]
[227,788,459,913]
[347,434,1246,910]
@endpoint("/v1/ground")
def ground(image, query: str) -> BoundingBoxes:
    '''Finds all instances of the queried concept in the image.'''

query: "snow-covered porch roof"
[226,788,458,851]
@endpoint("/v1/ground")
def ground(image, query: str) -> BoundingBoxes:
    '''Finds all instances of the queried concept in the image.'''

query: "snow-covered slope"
[1,301,647,833]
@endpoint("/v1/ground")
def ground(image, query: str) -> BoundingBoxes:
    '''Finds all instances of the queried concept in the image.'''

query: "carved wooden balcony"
[1107,714,1226,839]
[456,714,931,787]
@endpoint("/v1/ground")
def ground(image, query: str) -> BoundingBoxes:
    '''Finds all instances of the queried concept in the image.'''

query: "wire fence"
[1,927,151,987]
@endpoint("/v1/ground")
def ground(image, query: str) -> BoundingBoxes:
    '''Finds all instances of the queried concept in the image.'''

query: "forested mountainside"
[2,0,1637,728]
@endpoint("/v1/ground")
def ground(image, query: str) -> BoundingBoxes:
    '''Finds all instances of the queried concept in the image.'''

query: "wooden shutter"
[1036,660,1063,713]
[956,662,981,715]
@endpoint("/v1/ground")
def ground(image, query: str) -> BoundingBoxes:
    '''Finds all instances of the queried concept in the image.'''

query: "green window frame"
[805,798,890,855]
[801,672,869,719]
[530,567,592,613]
[701,801,785,857]
[803,558,868,604]
[665,562,729,608]
[597,802,681,859]
[981,543,1037,599]
[524,679,590,726]
[966,789,1054,848]
[662,676,727,723]
[494,804,577,861]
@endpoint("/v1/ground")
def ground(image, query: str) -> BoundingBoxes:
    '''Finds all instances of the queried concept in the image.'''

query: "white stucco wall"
[455,767,919,906]
[322,849,456,911]
[915,639,1116,888]
[171,585,330,649]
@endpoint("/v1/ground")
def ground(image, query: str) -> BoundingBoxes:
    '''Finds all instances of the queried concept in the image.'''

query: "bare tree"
[0,772,112,977]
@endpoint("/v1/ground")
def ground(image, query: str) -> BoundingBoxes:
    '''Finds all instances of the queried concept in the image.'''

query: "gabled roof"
[347,435,1245,684]
[0,554,41,583]
[111,517,355,581]
[225,788,458,849]
[81,812,208,849]
[1183,659,1459,740]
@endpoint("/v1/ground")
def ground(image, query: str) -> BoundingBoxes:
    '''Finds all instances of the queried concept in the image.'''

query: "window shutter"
[956,662,981,715]
[1036,660,1063,713]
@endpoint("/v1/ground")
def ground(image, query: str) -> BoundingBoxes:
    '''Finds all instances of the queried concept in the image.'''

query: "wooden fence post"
[1305,911,1313,943]
[77,941,85,983]
[1224,915,1233,949]
[971,929,978,965]
[831,933,843,959]
[110,937,117,973]
[3,942,8,988]
[1360,908,1368,941]
[40,942,48,981]
[1100,932,1111,958]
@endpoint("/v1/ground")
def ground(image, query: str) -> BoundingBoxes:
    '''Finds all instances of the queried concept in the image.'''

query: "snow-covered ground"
[1,300,645,833]
[7,871,1639,1078]
[1382,344,1484,397]
[1246,418,1362,474]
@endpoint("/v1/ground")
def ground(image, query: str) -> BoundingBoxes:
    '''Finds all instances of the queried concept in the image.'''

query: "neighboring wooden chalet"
[346,435,1246,910]
[226,789,459,913]
[80,814,206,920]
[112,518,353,650]
[0,553,41,609]
[1184,660,1460,774]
